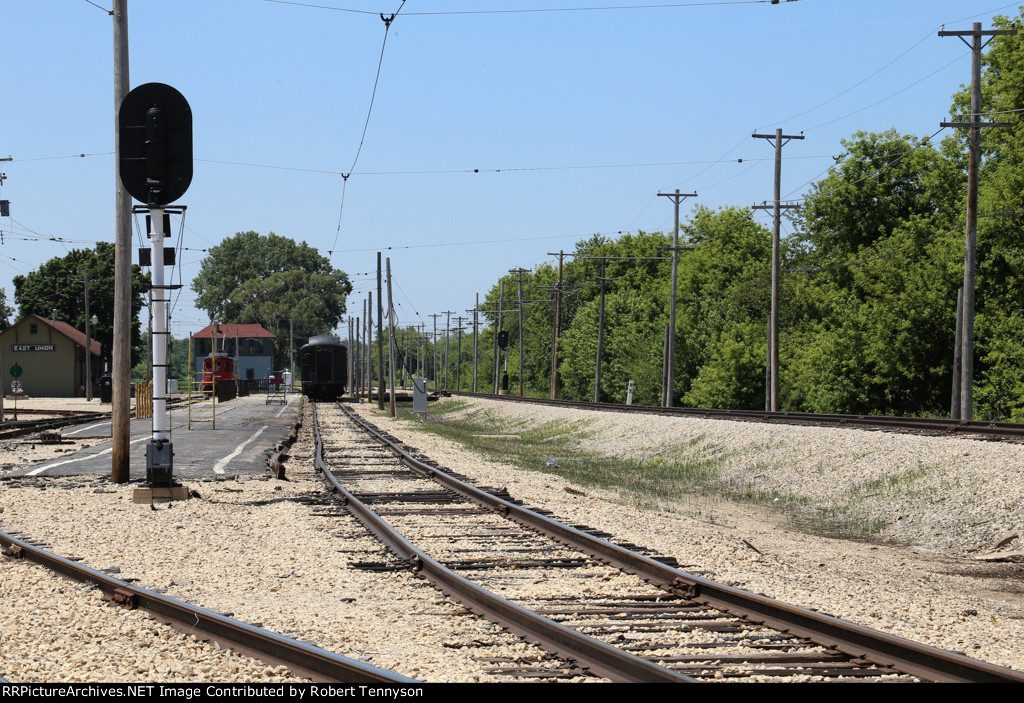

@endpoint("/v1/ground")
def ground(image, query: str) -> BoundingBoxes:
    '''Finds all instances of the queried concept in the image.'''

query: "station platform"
[10,394,301,481]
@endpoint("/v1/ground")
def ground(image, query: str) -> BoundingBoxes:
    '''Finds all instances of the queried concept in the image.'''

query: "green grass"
[394,402,728,500]
[387,401,936,543]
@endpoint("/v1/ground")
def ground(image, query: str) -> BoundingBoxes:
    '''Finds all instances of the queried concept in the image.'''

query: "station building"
[191,323,276,379]
[0,314,103,397]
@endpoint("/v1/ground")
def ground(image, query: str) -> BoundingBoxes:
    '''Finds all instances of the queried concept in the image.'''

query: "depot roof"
[28,314,102,356]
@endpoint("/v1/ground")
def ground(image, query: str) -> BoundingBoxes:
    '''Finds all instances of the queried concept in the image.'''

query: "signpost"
[8,365,21,420]
[118,82,192,495]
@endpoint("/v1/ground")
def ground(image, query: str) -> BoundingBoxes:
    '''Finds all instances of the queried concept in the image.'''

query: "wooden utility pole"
[376,252,385,410]
[467,296,480,393]
[547,250,565,399]
[386,258,396,417]
[662,324,670,406]
[366,292,373,399]
[940,22,1016,421]
[111,0,131,483]
[656,190,697,408]
[453,316,467,391]
[494,282,504,394]
[361,297,367,399]
[83,271,93,402]
[354,314,361,398]
[347,317,354,395]
[752,128,804,412]
[418,322,426,380]
[509,268,528,396]
[594,259,607,403]
[950,288,963,419]
[442,310,455,391]
[429,314,442,391]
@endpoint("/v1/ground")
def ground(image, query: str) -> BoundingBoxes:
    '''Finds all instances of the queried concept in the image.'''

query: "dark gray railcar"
[300,335,348,401]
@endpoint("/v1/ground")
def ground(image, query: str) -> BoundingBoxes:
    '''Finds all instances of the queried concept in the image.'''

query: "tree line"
[412,12,1024,420]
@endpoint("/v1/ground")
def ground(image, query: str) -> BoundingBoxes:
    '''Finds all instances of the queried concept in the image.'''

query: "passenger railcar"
[300,335,348,401]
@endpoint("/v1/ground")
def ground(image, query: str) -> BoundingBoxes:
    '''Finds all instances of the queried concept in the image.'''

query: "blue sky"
[0,0,1018,341]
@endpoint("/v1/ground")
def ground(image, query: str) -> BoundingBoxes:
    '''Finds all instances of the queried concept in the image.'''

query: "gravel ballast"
[1,396,1022,680]
[348,397,1024,672]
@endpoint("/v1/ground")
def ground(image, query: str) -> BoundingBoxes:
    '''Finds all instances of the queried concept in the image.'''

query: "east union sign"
[12,344,55,352]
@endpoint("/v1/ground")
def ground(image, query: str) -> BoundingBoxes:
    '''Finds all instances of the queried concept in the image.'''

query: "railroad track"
[450,391,1024,441]
[0,410,110,442]
[0,528,415,684]
[313,400,1024,683]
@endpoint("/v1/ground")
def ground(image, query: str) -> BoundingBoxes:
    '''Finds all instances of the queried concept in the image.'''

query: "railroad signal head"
[118,83,193,206]
[497,330,509,350]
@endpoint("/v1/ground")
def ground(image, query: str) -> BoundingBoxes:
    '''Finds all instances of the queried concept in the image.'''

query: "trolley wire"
[330,0,407,261]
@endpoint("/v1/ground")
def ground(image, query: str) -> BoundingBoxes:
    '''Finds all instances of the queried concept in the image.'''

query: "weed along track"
[312,401,1024,683]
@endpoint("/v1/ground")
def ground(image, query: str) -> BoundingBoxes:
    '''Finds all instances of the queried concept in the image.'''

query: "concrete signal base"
[132,485,190,504]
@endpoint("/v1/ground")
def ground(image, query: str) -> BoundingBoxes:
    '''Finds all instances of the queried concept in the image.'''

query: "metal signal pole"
[940,22,1016,421]
[752,129,803,412]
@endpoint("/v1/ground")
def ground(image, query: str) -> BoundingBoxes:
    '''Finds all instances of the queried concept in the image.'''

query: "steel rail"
[339,404,1024,684]
[0,412,111,440]
[450,391,1024,440]
[313,402,695,683]
[0,530,415,684]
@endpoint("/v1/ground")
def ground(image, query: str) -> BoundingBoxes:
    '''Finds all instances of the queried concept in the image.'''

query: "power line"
[81,0,112,14]
[783,127,948,203]
[266,0,781,16]
[805,55,966,132]
[196,153,830,177]
[758,29,936,130]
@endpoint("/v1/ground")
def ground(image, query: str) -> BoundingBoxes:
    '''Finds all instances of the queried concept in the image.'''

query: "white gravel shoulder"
[350,397,1024,673]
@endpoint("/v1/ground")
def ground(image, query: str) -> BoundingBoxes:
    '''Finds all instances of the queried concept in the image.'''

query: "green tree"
[0,289,12,331]
[132,332,192,382]
[795,129,962,264]
[191,232,352,360]
[675,207,773,408]
[13,242,149,363]
[192,231,350,326]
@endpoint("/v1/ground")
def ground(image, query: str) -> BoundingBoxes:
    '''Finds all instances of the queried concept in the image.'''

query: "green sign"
[10,364,22,378]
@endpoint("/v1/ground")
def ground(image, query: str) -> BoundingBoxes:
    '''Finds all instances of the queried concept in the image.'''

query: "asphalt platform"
[9,394,301,482]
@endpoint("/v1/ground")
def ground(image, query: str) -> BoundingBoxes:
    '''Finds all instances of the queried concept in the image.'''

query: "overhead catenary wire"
[266,0,784,17]
[330,0,407,261]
